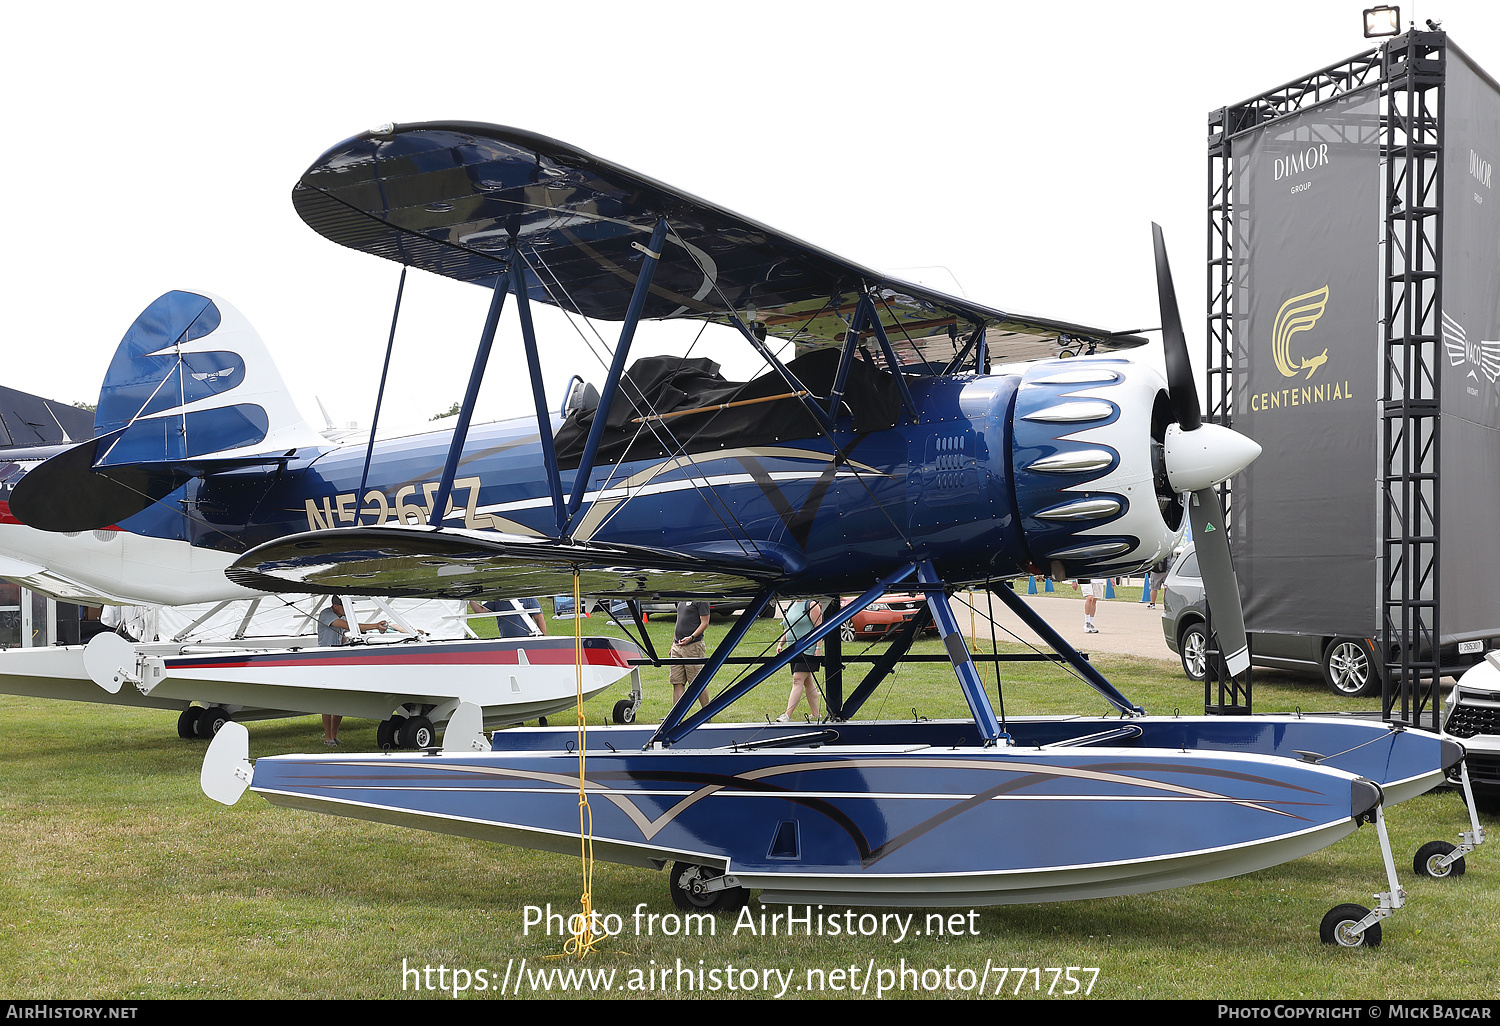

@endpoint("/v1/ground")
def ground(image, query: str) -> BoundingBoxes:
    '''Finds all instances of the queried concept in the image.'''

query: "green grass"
[0,610,1494,999]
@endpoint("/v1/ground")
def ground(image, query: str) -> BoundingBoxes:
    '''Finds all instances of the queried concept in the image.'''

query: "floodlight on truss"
[1363,5,1400,37]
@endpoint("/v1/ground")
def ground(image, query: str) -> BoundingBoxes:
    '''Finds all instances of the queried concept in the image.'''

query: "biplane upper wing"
[294,122,1145,368]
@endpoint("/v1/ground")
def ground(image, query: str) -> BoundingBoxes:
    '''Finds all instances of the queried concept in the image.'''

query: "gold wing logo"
[1271,286,1330,379]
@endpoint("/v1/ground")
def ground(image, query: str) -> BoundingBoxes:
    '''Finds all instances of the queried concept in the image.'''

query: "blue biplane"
[8,122,1477,945]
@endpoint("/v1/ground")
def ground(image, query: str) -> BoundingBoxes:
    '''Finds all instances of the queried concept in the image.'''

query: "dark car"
[1160,544,1382,696]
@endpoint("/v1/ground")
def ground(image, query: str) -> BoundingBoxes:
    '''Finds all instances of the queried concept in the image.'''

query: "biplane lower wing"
[293,122,1147,368]
[226,524,786,600]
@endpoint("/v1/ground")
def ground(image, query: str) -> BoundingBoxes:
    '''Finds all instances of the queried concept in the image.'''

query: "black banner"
[1230,86,1382,637]
[1439,44,1500,644]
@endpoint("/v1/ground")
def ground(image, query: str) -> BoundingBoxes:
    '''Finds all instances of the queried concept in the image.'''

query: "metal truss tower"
[1379,32,1446,730]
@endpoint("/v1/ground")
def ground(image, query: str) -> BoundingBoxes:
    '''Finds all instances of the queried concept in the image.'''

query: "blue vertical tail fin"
[10,291,325,533]
[93,290,322,467]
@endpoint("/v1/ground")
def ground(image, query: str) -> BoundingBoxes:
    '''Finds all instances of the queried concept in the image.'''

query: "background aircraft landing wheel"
[1319,903,1381,948]
[377,718,399,750]
[612,699,636,724]
[1413,840,1465,878]
[195,706,232,739]
[669,862,747,914]
[177,707,201,739]
[397,715,435,749]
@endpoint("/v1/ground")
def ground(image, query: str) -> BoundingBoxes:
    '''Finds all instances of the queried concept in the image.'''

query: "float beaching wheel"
[669,862,747,914]
[612,699,636,724]
[1413,840,1465,878]
[1319,903,1381,948]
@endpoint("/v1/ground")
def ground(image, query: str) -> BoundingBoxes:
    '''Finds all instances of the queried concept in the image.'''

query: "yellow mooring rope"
[560,570,598,959]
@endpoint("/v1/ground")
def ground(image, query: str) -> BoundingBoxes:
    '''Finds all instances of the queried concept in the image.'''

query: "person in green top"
[776,598,823,722]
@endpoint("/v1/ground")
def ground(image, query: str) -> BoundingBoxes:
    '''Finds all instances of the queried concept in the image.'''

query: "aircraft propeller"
[1152,223,1260,677]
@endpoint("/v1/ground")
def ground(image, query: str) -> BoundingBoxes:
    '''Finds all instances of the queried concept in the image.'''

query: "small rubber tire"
[1319,903,1381,947]
[1413,839,1465,878]
[195,706,232,739]
[1179,623,1208,682]
[612,699,636,725]
[669,862,748,914]
[376,718,399,750]
[397,715,434,749]
[177,707,201,739]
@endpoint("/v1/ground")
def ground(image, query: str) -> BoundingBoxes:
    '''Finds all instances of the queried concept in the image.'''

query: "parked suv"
[1160,544,1382,696]
[1442,653,1500,801]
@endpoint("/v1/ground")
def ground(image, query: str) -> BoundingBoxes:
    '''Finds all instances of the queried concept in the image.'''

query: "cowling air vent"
[1009,359,1181,579]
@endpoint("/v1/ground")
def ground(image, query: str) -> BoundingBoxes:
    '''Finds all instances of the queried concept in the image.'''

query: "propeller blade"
[1152,223,1201,432]
[1188,486,1249,677]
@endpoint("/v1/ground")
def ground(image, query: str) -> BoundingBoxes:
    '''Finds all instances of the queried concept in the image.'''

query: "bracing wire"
[985,582,1007,730]
[656,224,919,554]
[520,249,763,559]
[946,588,1118,708]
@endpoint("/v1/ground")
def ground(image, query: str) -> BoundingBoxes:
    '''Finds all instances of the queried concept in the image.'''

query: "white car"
[1443,651,1500,801]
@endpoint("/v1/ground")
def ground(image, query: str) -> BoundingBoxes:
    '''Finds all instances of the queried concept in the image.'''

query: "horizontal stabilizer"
[7,428,297,534]
[296,122,1145,369]
[0,553,140,605]
[7,427,192,532]
[227,525,784,600]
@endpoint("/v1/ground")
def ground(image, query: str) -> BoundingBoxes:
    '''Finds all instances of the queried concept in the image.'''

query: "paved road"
[952,590,1179,666]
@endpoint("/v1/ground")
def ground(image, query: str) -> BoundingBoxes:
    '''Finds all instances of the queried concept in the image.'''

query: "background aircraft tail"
[92,290,322,466]
[10,291,325,533]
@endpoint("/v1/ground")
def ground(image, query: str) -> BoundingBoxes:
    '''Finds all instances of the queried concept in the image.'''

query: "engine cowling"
[1009,358,1184,580]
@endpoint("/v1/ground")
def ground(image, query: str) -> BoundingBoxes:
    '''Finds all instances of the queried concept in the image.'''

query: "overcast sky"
[5,1,1497,436]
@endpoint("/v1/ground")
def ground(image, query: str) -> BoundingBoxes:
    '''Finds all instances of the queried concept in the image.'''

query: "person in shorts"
[317,597,392,745]
[1076,578,1104,633]
[777,598,823,722]
[671,601,711,708]
[1148,559,1170,609]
